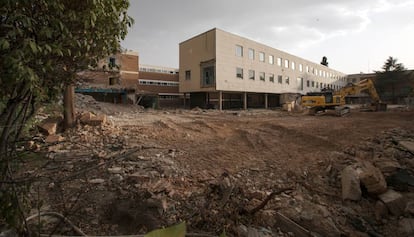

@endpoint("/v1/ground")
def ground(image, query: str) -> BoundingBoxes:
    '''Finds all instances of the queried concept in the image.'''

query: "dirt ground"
[22,102,414,236]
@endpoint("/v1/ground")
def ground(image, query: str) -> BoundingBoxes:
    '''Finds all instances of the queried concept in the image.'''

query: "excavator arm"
[337,79,386,111]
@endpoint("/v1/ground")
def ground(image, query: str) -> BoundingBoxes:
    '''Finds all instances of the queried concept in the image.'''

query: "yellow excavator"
[301,79,387,116]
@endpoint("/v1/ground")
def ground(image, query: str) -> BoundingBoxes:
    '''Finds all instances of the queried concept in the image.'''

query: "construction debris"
[17,107,414,236]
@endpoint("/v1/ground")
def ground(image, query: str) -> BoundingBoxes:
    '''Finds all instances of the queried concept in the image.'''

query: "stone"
[378,189,406,216]
[45,134,65,143]
[107,167,123,174]
[405,201,414,215]
[88,178,105,184]
[399,141,414,154]
[237,225,248,237]
[386,169,414,190]
[359,161,387,195]
[374,201,388,221]
[374,159,401,175]
[399,218,414,237]
[80,112,107,126]
[38,121,57,135]
[341,166,362,201]
[110,174,123,183]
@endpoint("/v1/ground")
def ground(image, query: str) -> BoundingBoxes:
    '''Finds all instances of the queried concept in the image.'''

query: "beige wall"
[179,29,216,93]
[180,28,347,94]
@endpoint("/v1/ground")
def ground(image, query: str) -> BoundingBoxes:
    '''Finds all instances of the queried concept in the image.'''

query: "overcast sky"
[122,0,414,74]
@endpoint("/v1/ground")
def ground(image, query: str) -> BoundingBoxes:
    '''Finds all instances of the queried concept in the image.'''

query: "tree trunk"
[63,84,75,130]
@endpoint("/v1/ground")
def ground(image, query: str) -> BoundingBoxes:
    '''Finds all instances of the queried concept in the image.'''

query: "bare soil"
[23,106,414,236]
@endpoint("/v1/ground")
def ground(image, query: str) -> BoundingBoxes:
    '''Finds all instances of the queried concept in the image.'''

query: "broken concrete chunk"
[399,141,414,154]
[359,161,387,195]
[80,112,107,126]
[341,166,362,201]
[378,189,406,216]
[374,159,401,175]
[405,201,414,215]
[45,135,65,144]
[38,121,57,135]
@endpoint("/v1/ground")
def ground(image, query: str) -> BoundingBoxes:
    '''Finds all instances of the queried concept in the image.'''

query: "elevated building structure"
[179,28,347,109]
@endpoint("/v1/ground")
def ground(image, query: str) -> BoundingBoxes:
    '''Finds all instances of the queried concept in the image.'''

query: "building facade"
[179,28,347,109]
[77,51,182,108]
[138,65,183,108]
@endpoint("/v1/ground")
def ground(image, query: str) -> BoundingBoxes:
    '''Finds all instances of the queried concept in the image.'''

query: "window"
[316,82,319,88]
[284,59,289,68]
[185,70,191,80]
[109,57,116,68]
[109,77,118,85]
[277,58,282,66]
[236,67,243,79]
[320,82,323,88]
[291,61,295,70]
[311,81,315,87]
[248,48,255,60]
[269,55,274,65]
[297,78,303,90]
[249,70,255,80]
[306,80,310,87]
[278,75,283,84]
[285,76,290,84]
[202,66,215,86]
[319,70,322,76]
[306,66,309,73]
[259,72,265,81]
[259,52,265,62]
[299,64,303,72]
[323,71,326,77]
[269,73,274,82]
[236,45,243,57]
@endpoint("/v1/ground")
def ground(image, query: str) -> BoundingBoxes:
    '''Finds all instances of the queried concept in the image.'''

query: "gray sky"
[122,0,414,74]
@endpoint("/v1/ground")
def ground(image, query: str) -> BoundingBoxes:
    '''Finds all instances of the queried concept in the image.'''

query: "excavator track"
[335,106,351,116]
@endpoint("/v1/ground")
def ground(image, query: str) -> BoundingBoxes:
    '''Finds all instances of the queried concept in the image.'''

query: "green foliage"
[381,56,406,72]
[375,57,412,103]
[144,222,186,237]
[0,0,134,230]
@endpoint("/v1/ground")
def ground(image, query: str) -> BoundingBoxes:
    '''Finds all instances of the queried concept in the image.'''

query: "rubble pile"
[24,109,414,236]
[334,128,414,237]
[75,93,144,115]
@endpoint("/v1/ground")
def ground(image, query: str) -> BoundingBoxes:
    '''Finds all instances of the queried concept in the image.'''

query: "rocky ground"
[16,95,414,236]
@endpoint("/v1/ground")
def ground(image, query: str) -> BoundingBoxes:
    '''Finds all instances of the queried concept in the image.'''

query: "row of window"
[138,79,179,87]
[235,45,346,80]
[236,67,290,84]
[235,67,342,90]
[139,67,179,75]
[159,95,180,100]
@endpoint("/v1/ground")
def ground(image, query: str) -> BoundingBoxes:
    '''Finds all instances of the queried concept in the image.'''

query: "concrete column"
[243,92,248,110]
[218,91,223,111]
[183,93,186,109]
[265,93,268,109]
